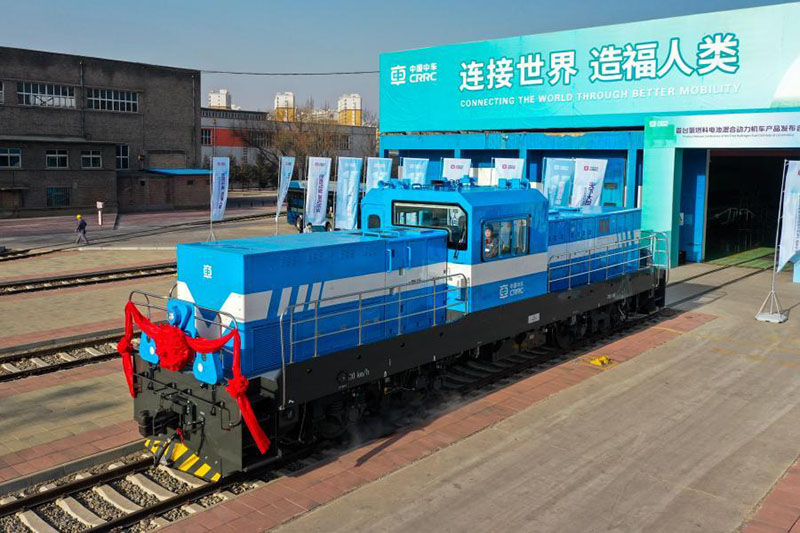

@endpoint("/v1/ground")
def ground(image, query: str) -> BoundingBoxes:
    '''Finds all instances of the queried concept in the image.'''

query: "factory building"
[379,3,800,266]
[0,47,202,217]
[201,107,377,167]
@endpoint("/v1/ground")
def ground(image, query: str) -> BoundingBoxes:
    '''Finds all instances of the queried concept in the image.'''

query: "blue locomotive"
[125,179,667,479]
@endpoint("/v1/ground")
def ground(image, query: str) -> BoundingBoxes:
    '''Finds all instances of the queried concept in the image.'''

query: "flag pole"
[755,159,789,323]
[275,159,281,236]
[207,158,216,242]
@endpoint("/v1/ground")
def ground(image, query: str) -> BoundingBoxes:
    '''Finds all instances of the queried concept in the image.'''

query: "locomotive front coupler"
[134,371,239,431]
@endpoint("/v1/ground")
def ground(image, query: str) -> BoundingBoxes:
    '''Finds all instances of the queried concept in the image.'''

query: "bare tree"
[233,101,358,183]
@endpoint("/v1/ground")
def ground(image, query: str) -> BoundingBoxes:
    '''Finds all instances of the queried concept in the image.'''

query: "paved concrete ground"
[0,276,175,348]
[0,250,176,282]
[0,203,284,250]
[272,264,800,533]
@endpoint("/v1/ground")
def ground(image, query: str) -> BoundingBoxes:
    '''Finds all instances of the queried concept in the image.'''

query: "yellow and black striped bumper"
[144,438,221,482]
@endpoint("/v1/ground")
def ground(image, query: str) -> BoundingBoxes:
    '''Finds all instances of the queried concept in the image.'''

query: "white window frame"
[81,150,102,169]
[45,149,69,169]
[0,148,21,168]
[481,217,530,262]
[116,145,129,170]
[17,82,76,108]
[86,88,139,113]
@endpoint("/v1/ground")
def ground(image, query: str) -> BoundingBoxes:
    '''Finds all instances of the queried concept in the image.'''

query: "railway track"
[0,332,127,383]
[0,308,672,532]
[0,263,177,296]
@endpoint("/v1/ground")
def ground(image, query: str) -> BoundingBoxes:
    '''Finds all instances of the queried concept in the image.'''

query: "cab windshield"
[392,202,467,250]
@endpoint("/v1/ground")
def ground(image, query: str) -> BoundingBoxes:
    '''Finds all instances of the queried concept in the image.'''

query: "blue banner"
[335,157,363,230]
[211,157,230,222]
[275,156,296,222]
[365,157,393,192]
[543,158,574,207]
[403,157,429,185]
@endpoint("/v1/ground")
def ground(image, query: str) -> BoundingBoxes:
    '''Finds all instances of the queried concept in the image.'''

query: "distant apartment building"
[0,47,203,216]
[208,89,232,109]
[337,94,362,126]
[273,92,296,122]
[201,107,377,168]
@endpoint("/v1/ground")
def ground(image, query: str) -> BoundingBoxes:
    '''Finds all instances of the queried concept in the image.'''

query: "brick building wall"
[0,47,201,217]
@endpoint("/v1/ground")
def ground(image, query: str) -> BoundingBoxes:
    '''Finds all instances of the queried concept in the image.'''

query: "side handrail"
[277,272,468,410]
[547,232,669,289]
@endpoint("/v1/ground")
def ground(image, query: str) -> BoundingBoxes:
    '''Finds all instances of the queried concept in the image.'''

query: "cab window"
[483,218,529,261]
[393,202,467,250]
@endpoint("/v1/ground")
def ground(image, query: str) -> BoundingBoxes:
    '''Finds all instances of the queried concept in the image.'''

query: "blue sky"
[0,0,794,113]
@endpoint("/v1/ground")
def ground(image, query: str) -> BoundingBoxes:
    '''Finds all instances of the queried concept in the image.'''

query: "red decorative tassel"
[117,301,270,454]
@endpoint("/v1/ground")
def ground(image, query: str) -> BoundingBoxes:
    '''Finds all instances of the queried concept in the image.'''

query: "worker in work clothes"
[75,214,89,244]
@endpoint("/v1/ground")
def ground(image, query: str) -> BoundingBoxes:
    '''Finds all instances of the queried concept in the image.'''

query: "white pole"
[208,159,216,242]
[303,156,309,232]
[331,157,338,231]
[755,159,790,323]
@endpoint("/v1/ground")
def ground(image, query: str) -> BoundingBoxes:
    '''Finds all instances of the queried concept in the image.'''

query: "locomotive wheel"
[553,323,573,350]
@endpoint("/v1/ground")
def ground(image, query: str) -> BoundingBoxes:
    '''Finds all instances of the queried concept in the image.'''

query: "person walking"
[75,214,89,245]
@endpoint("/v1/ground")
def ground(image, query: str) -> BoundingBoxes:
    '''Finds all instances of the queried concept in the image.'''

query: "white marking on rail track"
[57,496,106,526]
[217,490,236,501]
[93,485,141,513]
[84,347,104,357]
[18,510,59,533]
[183,503,204,514]
[127,473,176,501]
[29,357,49,368]
[1,363,20,373]
[0,495,16,505]
[158,465,205,488]
[57,352,76,362]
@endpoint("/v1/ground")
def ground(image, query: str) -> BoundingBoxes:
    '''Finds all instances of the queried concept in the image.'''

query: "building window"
[86,88,138,112]
[81,150,102,168]
[251,131,269,147]
[201,128,213,145]
[0,148,21,168]
[338,135,350,151]
[46,187,71,207]
[116,145,129,169]
[17,82,76,108]
[0,82,4,104]
[45,149,69,169]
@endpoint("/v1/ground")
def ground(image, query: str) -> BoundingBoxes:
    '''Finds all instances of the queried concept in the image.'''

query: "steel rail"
[0,263,177,295]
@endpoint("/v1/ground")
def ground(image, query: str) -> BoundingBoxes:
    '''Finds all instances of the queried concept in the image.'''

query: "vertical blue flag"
[365,157,393,192]
[403,158,429,185]
[543,158,575,207]
[335,157,363,230]
[275,156,296,222]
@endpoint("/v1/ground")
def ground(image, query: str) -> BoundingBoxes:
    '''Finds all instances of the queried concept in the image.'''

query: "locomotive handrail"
[277,272,468,411]
[127,290,241,399]
[547,232,669,291]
